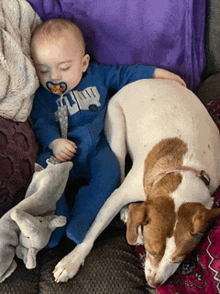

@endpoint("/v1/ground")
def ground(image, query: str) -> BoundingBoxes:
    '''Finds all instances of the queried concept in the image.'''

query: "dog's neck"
[149,165,210,192]
[143,137,212,207]
[164,166,210,186]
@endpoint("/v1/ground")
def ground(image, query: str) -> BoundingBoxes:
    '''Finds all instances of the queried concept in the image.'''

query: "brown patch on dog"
[171,203,220,262]
[143,138,188,199]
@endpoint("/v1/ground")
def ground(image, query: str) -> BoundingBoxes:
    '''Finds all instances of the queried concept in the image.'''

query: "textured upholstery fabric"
[0,117,38,217]
[204,0,220,77]
[196,73,220,105]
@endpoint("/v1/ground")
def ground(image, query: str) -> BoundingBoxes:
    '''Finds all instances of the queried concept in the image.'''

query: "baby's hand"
[49,138,77,162]
[153,68,186,87]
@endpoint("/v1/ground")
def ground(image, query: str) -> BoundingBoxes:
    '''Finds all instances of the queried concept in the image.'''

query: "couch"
[0,0,220,293]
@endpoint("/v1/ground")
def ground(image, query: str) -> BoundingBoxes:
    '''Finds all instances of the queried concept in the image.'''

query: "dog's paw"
[120,205,129,223]
[53,250,84,283]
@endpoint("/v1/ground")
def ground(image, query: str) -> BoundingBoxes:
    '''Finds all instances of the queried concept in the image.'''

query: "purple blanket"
[27,0,206,90]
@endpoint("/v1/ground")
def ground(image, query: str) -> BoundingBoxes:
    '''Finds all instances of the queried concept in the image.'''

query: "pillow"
[27,0,206,90]
[0,118,38,217]
[196,73,220,105]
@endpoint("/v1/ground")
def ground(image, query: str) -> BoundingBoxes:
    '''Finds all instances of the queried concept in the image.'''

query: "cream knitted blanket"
[0,0,41,122]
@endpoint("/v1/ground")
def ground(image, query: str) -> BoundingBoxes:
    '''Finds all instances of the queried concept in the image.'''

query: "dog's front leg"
[53,241,93,283]
[53,170,145,283]
[53,188,125,283]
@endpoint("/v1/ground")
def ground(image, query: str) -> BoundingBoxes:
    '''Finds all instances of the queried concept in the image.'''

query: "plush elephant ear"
[26,247,38,269]
[34,163,44,172]
[48,215,67,231]
[10,209,39,235]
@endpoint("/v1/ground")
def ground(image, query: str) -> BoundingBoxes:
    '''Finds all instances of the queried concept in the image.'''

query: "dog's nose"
[147,273,162,288]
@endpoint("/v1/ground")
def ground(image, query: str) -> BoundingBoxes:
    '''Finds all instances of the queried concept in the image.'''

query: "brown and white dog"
[53,79,220,287]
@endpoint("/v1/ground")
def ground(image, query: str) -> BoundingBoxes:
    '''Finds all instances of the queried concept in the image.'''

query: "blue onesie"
[31,62,155,245]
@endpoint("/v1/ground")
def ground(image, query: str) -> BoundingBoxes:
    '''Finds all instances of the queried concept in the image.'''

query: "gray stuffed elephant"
[0,160,73,283]
[11,209,67,269]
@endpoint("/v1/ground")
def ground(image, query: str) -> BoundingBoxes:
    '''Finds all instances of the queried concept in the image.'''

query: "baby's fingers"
[68,140,77,149]
[64,147,76,157]
[66,141,77,153]
[56,151,72,162]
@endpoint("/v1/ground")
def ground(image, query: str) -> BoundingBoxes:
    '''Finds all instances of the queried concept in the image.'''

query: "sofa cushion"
[204,0,220,77]
[0,216,154,294]
[196,73,220,105]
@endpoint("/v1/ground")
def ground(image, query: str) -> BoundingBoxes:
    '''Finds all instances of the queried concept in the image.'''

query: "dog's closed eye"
[169,255,185,263]
[148,251,160,257]
[146,250,164,267]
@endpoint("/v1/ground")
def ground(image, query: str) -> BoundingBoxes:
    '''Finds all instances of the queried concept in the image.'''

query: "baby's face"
[32,33,89,94]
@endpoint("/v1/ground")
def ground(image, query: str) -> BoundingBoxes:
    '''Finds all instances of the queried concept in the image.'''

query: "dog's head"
[126,198,220,288]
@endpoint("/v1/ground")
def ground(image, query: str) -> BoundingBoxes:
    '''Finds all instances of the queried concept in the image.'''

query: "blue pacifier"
[46,81,68,95]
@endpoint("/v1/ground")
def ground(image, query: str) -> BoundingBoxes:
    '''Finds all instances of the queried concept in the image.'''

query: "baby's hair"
[31,18,86,53]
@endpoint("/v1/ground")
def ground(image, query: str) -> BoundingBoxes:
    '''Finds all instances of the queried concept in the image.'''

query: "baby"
[30,18,186,246]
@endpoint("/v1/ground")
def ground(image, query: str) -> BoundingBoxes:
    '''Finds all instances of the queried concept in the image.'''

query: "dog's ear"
[126,202,149,245]
[191,207,220,236]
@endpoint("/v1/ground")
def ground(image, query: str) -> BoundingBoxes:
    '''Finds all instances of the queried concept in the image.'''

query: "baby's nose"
[50,69,62,81]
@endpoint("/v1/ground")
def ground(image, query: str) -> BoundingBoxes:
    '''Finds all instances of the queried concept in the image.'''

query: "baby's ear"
[82,54,90,72]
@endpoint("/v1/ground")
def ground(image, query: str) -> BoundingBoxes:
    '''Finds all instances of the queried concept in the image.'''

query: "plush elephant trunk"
[26,247,38,269]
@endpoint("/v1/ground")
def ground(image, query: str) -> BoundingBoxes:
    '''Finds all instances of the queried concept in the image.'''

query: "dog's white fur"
[53,79,220,287]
